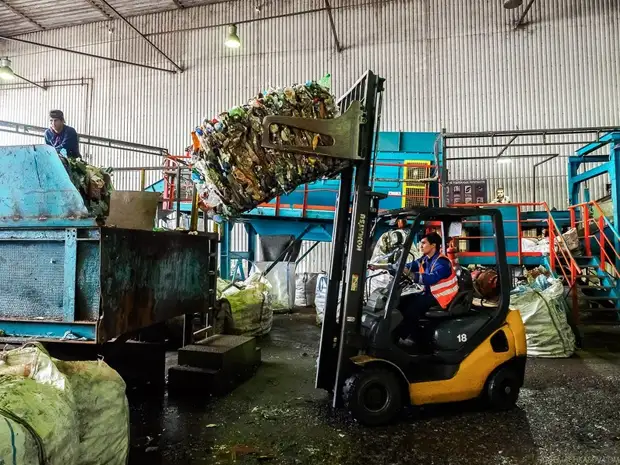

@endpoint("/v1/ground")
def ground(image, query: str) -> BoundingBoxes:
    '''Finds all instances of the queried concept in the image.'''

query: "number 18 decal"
[457,334,467,343]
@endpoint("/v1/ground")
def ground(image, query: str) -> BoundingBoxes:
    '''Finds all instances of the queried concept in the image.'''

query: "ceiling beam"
[324,0,343,53]
[0,0,45,30]
[515,0,536,28]
[0,34,178,74]
[171,0,185,8]
[82,0,114,20]
[99,0,184,72]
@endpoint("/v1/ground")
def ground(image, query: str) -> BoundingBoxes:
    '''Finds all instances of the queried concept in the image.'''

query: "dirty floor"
[129,314,620,465]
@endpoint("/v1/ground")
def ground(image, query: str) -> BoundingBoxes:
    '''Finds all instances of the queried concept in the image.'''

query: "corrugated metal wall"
[1,0,618,272]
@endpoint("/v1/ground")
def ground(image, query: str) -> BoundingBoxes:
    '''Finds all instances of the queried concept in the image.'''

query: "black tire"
[342,367,403,426]
[486,365,520,411]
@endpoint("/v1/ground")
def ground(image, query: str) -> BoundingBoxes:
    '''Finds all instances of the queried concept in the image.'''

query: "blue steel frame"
[568,131,620,266]
[569,132,620,225]
[0,227,99,341]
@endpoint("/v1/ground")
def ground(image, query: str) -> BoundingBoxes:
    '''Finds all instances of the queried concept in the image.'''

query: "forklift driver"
[397,231,458,345]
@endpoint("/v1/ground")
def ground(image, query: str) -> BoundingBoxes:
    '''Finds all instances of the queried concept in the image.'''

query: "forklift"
[261,71,527,425]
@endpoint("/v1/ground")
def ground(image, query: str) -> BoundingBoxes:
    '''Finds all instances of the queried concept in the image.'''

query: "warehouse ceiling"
[0,0,228,37]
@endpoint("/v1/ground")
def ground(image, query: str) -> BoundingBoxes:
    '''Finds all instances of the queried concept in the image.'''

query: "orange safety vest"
[419,254,458,309]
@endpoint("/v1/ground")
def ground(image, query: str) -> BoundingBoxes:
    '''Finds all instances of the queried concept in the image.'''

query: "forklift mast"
[314,72,385,405]
[259,70,385,406]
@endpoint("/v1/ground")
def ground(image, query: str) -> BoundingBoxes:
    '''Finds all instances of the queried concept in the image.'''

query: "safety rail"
[569,200,620,279]
[448,201,581,279]
[258,161,441,217]
[162,153,193,210]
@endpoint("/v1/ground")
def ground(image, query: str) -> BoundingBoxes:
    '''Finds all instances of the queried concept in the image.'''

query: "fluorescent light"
[224,24,241,48]
[0,57,15,81]
[496,158,512,165]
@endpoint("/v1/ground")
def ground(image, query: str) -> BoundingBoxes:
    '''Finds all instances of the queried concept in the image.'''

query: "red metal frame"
[162,152,192,210]
[258,161,441,214]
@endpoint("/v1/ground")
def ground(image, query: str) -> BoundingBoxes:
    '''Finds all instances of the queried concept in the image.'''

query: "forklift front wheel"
[486,365,521,411]
[342,368,403,426]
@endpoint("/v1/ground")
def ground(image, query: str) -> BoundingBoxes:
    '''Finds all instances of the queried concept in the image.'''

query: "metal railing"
[257,161,441,217]
[569,200,620,279]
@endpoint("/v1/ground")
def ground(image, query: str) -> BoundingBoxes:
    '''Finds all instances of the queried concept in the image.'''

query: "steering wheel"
[399,269,415,287]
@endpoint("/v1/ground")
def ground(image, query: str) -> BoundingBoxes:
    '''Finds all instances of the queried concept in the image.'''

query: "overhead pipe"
[444,126,620,139]
[12,73,46,90]
[445,141,613,151]
[532,154,559,203]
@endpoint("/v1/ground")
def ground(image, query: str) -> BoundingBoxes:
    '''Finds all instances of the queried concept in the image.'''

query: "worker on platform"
[44,110,81,159]
[491,187,511,204]
[397,232,458,345]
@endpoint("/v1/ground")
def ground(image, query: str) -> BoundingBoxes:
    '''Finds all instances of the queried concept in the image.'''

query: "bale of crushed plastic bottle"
[192,79,349,218]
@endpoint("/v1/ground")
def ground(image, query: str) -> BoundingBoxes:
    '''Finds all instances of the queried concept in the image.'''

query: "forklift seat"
[425,267,474,320]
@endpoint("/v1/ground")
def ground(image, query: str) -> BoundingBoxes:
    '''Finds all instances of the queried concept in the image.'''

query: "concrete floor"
[129,314,620,465]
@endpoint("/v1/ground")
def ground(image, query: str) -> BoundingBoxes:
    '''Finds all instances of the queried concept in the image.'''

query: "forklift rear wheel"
[486,365,520,411]
[343,368,403,426]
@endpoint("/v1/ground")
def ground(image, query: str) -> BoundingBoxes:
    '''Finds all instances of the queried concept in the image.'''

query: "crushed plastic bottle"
[192,78,348,218]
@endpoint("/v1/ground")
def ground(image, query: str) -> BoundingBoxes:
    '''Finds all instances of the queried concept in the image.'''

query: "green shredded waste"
[218,274,273,336]
[64,158,114,219]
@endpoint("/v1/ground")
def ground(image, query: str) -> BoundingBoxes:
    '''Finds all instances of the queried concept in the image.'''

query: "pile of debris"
[64,158,114,219]
[192,78,349,218]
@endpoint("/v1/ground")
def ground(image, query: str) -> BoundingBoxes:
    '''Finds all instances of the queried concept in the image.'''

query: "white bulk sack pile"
[0,344,80,465]
[510,277,576,358]
[315,273,329,325]
[220,273,273,336]
[315,273,343,325]
[295,272,319,307]
[56,360,130,465]
[253,261,296,314]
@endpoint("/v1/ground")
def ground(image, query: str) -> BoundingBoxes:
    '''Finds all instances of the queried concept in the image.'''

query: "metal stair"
[565,201,620,325]
[572,255,620,324]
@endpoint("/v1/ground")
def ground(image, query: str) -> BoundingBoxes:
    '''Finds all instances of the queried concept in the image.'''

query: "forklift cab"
[320,207,527,426]
[362,208,500,354]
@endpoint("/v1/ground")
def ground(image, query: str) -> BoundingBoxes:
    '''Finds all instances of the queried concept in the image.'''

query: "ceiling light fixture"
[0,57,16,81]
[503,0,523,9]
[224,24,241,49]
[496,157,513,165]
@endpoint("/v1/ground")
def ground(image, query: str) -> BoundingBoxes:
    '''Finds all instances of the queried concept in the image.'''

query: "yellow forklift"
[344,207,527,425]
[261,71,527,425]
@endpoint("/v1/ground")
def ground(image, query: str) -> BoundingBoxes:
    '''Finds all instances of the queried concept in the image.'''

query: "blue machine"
[0,145,218,343]
[569,132,620,227]
[148,131,442,278]
[566,132,620,315]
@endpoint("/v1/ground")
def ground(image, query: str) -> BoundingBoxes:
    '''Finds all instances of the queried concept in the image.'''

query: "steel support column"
[220,221,231,279]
